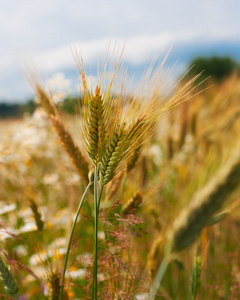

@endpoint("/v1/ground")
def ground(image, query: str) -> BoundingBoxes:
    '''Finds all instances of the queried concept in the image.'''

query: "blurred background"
[1,2,240,299]
[0,0,239,115]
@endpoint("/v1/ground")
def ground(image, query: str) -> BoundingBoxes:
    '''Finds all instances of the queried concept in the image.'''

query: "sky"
[0,0,239,102]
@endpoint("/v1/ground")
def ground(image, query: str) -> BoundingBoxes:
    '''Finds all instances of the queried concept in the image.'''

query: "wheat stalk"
[190,255,202,300]
[22,45,204,300]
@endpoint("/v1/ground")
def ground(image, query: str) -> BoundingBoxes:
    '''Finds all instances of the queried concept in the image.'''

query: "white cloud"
[0,0,239,101]
[30,29,239,73]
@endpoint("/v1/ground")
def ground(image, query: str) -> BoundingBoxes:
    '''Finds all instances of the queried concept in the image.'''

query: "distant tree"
[184,56,240,85]
[0,100,36,119]
[59,97,80,114]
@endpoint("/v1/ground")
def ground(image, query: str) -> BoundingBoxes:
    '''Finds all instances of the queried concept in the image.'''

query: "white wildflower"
[66,173,80,185]
[17,222,38,234]
[47,73,70,103]
[135,293,149,300]
[14,245,28,257]
[0,203,16,215]
[43,173,59,185]
[68,268,86,279]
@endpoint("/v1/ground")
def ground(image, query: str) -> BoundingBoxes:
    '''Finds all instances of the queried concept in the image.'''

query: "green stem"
[191,239,199,300]
[92,165,99,300]
[60,182,91,300]
[92,167,104,300]
[98,185,104,212]
[149,256,170,300]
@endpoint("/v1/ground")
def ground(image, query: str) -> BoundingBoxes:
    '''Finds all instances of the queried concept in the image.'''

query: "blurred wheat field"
[0,55,240,300]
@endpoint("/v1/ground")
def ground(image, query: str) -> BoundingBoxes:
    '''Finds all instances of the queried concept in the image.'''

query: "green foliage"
[0,97,80,119]
[59,97,79,114]
[0,100,36,119]
[185,56,240,85]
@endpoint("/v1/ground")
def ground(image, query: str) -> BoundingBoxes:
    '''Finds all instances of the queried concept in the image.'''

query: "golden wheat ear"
[50,115,89,186]
[23,67,91,187]
[122,192,143,215]
[126,143,142,173]
[148,237,164,278]
[166,144,240,254]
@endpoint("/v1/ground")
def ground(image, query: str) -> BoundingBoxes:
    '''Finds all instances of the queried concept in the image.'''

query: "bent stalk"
[60,182,91,300]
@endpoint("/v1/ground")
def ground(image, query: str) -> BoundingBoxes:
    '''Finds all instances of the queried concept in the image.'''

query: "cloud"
[0,0,239,101]
[30,29,239,73]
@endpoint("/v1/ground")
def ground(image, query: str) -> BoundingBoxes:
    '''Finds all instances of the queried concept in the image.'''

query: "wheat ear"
[0,256,19,298]
[148,237,164,278]
[100,116,146,185]
[87,86,105,164]
[122,192,143,215]
[100,125,125,185]
[29,198,44,231]
[25,75,90,187]
[48,271,61,300]
[150,146,240,300]
[50,115,89,186]
[36,85,56,116]
[126,143,142,173]
[167,146,240,254]
[106,169,125,200]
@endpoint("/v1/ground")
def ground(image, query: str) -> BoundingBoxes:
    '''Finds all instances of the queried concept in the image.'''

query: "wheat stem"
[60,182,91,300]
[92,169,104,300]
[190,240,202,300]
[92,165,99,300]
[149,256,170,300]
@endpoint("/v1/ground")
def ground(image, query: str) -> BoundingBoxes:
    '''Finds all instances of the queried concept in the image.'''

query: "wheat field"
[0,49,240,299]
